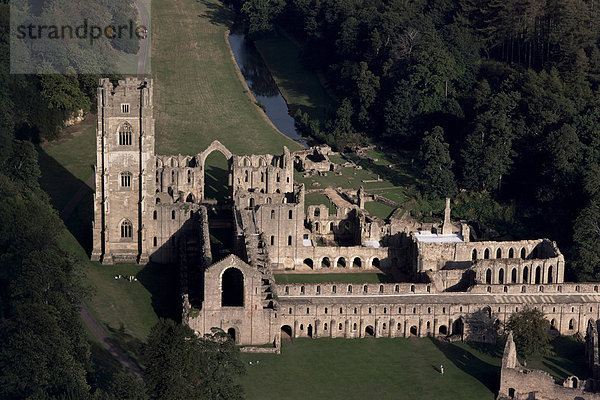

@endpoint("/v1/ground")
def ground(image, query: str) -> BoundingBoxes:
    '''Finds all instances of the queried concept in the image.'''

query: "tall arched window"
[120,220,133,238]
[118,123,132,146]
[120,172,132,187]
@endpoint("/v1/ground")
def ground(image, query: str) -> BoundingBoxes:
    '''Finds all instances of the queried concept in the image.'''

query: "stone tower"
[91,78,156,265]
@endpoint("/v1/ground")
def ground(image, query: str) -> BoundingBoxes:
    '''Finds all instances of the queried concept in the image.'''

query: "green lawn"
[240,336,588,400]
[365,201,396,219]
[240,338,498,400]
[304,192,336,214]
[151,0,302,155]
[255,32,335,121]
[274,273,392,284]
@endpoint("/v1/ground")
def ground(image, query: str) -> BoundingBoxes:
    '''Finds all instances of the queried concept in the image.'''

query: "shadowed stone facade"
[92,78,600,351]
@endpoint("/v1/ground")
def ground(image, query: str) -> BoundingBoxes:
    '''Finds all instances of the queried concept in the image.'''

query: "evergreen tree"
[419,126,457,197]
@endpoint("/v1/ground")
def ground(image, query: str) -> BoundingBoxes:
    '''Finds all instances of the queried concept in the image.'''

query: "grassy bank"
[255,32,335,121]
[151,0,302,155]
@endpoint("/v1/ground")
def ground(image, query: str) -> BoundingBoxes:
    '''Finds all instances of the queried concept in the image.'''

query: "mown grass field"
[240,338,499,400]
[151,0,302,155]
[240,336,588,400]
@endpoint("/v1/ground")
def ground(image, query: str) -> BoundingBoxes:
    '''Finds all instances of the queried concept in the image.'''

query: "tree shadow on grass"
[199,0,233,27]
[87,341,124,393]
[106,324,147,369]
[37,148,94,255]
[136,262,181,323]
[431,338,500,394]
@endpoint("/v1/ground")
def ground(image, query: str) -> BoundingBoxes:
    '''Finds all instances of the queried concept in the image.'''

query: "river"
[228,32,307,147]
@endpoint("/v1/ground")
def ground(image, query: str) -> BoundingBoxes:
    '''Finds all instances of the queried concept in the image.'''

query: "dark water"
[228,32,307,147]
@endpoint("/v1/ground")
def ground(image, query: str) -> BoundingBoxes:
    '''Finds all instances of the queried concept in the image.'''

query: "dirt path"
[59,178,143,377]
[324,187,352,208]
[80,301,143,378]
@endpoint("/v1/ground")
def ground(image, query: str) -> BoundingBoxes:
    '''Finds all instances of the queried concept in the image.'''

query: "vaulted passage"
[222,268,244,306]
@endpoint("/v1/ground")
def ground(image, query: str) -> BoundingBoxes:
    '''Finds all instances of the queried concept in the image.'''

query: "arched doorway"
[439,325,447,335]
[452,318,464,337]
[303,258,314,269]
[307,324,313,338]
[222,268,244,306]
[365,325,374,337]
[227,327,237,343]
[281,325,293,341]
[201,141,232,202]
[409,326,418,336]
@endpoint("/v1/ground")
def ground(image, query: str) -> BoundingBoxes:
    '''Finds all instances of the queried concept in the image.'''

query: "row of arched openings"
[302,257,379,269]
[473,247,529,260]
[484,265,553,284]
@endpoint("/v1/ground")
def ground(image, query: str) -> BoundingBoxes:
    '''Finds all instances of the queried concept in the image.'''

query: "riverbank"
[150,0,302,155]
[254,31,335,122]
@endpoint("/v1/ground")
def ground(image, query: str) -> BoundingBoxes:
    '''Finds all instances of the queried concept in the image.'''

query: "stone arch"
[569,318,575,330]
[472,248,477,260]
[186,193,196,203]
[371,257,380,268]
[409,326,418,336]
[281,325,292,340]
[352,257,362,268]
[496,248,502,259]
[508,247,514,258]
[498,268,505,284]
[119,218,133,239]
[227,327,238,343]
[303,258,314,269]
[485,268,492,284]
[548,265,553,283]
[520,247,527,259]
[523,266,529,283]
[336,257,346,268]
[439,325,448,335]
[535,265,541,284]
[511,268,517,283]
[365,325,374,337]
[117,121,133,146]
[199,140,233,200]
[321,257,331,268]
[484,248,490,259]
[221,267,244,307]
[452,318,464,336]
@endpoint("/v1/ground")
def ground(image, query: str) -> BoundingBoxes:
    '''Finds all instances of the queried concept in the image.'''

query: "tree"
[419,126,456,198]
[572,201,600,281]
[461,91,520,192]
[144,320,245,400]
[241,0,286,36]
[506,307,550,359]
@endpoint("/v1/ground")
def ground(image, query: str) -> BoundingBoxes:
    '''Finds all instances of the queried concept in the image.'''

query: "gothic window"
[120,172,132,187]
[171,170,175,183]
[187,170,191,183]
[118,123,132,146]
[171,210,176,219]
[288,210,293,219]
[155,171,159,184]
[120,220,133,238]
[287,235,292,246]
[153,210,157,220]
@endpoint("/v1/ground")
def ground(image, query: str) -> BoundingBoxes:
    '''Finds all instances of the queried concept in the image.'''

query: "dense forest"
[0,2,245,398]
[238,0,600,281]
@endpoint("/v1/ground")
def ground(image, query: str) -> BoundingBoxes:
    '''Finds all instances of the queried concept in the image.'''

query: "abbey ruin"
[92,77,600,352]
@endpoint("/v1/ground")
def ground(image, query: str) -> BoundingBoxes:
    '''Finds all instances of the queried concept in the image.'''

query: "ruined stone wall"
[276,283,600,339]
[187,255,274,345]
[231,148,293,196]
[499,333,600,400]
